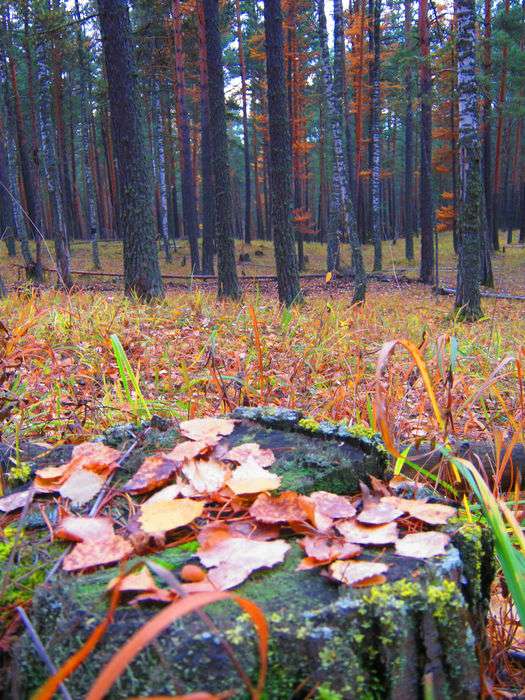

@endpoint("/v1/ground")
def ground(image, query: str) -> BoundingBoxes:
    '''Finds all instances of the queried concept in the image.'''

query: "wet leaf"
[381,496,457,525]
[63,535,133,571]
[395,531,450,558]
[302,535,362,562]
[55,516,114,542]
[327,559,389,586]
[249,491,309,523]
[122,454,180,494]
[179,418,235,444]
[59,469,105,506]
[227,458,281,495]
[167,440,212,462]
[0,489,32,513]
[357,498,404,525]
[182,457,230,493]
[336,518,399,544]
[224,443,275,468]
[107,567,156,593]
[309,491,357,519]
[138,498,204,534]
[198,535,290,590]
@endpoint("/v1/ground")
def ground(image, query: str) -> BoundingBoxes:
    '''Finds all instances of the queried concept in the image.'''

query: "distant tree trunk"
[263,0,301,305]
[74,0,100,269]
[153,86,171,263]
[171,0,201,273]
[203,0,239,299]
[235,0,252,245]
[318,99,328,243]
[0,112,16,257]
[333,0,354,201]
[318,0,366,302]
[418,0,434,284]
[97,0,163,300]
[36,41,73,290]
[198,0,215,275]
[481,0,494,254]
[455,0,482,321]
[370,0,382,270]
[404,0,414,260]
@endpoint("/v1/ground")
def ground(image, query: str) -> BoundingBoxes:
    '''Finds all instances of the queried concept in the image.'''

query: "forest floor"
[0,233,524,695]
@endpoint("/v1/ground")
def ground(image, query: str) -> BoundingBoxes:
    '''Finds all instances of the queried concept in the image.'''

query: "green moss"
[316,686,343,700]
[298,418,321,433]
[7,460,31,485]
[427,580,461,620]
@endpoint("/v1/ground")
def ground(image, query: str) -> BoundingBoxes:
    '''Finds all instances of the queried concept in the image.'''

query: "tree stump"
[11,408,494,700]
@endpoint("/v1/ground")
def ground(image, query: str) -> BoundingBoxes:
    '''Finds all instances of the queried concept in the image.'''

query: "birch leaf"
[395,531,450,558]
[138,498,204,534]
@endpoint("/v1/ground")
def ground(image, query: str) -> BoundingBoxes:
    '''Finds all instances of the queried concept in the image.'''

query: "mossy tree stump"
[11,408,494,699]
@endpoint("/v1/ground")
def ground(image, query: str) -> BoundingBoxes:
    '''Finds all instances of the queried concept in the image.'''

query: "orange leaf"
[63,535,133,571]
[179,418,235,444]
[249,491,310,524]
[122,454,180,494]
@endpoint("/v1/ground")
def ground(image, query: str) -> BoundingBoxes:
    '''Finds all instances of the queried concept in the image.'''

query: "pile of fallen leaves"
[1,417,458,596]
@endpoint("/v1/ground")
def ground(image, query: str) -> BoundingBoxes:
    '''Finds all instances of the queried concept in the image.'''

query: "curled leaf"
[327,559,389,587]
[336,518,399,545]
[227,459,281,495]
[59,469,105,506]
[395,531,450,559]
[122,454,180,494]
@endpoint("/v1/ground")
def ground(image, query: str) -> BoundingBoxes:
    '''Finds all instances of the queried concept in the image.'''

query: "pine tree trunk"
[153,86,172,263]
[404,0,415,260]
[74,0,100,269]
[370,0,382,271]
[454,0,482,321]
[318,0,366,302]
[418,0,434,284]
[263,0,301,305]
[235,0,252,245]
[203,0,239,299]
[0,112,17,257]
[198,0,215,275]
[171,0,201,274]
[97,0,163,300]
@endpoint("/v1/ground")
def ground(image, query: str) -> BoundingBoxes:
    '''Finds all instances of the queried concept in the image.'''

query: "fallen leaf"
[69,442,121,474]
[352,574,388,588]
[381,496,456,525]
[198,535,290,590]
[144,483,184,504]
[227,458,281,495]
[302,535,362,562]
[182,457,229,493]
[297,557,331,570]
[55,516,114,542]
[167,440,212,462]
[357,499,404,525]
[59,469,105,506]
[107,567,156,593]
[327,559,389,586]
[336,518,399,545]
[122,454,180,494]
[395,531,450,558]
[138,498,204,534]
[309,491,357,520]
[249,491,309,523]
[224,443,275,468]
[179,418,235,444]
[63,535,133,571]
[0,489,32,513]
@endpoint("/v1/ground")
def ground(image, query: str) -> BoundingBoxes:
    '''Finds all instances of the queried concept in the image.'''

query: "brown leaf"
[36,443,121,493]
[138,498,204,535]
[309,491,357,519]
[167,440,212,462]
[122,454,180,494]
[395,531,450,558]
[107,567,156,593]
[224,443,275,468]
[336,518,399,545]
[357,498,404,525]
[198,535,290,590]
[297,557,331,570]
[302,535,362,562]
[55,516,114,542]
[227,458,281,494]
[381,496,457,525]
[249,491,310,523]
[181,457,230,493]
[0,489,32,513]
[179,418,235,444]
[63,535,133,571]
[327,559,389,586]
[58,469,105,506]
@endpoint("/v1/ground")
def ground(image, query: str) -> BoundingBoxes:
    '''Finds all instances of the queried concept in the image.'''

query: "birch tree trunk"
[318,0,366,303]
[153,85,172,263]
[454,0,482,320]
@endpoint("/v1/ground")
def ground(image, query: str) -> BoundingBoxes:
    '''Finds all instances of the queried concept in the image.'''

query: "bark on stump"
[11,408,494,699]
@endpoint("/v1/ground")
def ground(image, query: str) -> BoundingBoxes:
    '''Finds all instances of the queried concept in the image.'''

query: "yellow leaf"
[139,498,204,534]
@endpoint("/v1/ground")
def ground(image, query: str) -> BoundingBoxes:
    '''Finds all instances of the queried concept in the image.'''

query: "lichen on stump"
[11,409,494,699]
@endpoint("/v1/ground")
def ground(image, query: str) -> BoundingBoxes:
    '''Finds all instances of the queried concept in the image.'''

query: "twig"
[16,607,73,700]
